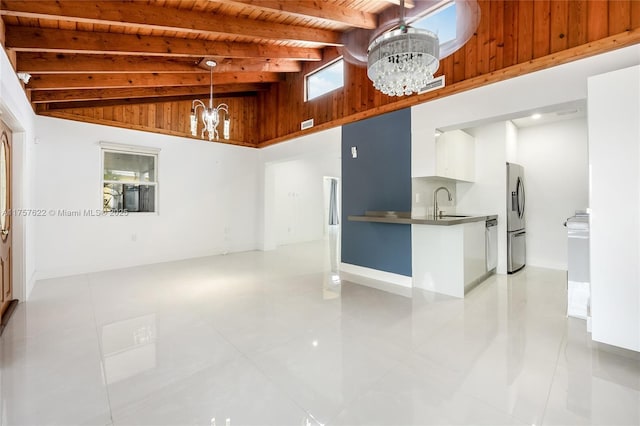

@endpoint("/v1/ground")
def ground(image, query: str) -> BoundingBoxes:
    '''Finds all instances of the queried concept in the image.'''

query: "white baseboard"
[34,244,257,281]
[339,262,412,288]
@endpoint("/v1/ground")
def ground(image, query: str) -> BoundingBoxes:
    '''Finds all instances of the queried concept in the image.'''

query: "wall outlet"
[131,233,137,242]
[415,193,421,203]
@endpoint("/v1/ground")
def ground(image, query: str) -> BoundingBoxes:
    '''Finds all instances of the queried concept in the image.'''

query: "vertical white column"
[588,65,640,352]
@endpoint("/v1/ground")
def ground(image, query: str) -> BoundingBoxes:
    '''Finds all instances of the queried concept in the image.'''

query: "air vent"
[418,76,445,95]
[301,118,314,130]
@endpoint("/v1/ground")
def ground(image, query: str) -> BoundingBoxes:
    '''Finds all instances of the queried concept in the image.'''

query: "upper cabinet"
[410,105,475,181]
[412,125,476,182]
[435,129,475,182]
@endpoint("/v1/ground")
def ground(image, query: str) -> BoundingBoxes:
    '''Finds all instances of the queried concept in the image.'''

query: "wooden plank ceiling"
[0,0,393,109]
[2,1,639,147]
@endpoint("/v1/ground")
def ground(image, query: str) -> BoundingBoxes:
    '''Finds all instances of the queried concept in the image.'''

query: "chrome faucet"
[433,186,452,219]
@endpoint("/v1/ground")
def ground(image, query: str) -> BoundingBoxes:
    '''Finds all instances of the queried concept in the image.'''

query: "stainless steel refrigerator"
[507,162,526,273]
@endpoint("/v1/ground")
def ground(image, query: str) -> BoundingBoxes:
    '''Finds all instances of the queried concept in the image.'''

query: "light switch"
[351,146,357,158]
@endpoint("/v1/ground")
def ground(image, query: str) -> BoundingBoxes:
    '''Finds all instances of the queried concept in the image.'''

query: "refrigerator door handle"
[516,177,525,219]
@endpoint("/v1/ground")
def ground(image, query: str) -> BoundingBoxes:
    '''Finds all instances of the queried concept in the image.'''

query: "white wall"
[273,154,339,245]
[505,120,518,164]
[517,118,589,270]
[588,65,640,352]
[34,116,261,279]
[260,127,341,250]
[457,122,508,274]
[1,46,37,300]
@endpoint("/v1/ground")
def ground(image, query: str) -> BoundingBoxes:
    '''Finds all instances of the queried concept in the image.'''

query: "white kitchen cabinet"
[435,129,475,182]
[412,220,489,298]
[410,122,476,181]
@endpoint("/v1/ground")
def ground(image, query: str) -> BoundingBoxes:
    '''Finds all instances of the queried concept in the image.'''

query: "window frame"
[99,142,160,215]
[304,56,345,102]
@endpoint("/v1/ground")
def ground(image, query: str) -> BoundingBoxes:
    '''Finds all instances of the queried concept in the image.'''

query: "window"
[101,144,159,213]
[412,1,457,44]
[305,58,344,101]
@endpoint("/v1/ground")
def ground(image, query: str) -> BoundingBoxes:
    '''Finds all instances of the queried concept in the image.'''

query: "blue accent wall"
[341,108,412,276]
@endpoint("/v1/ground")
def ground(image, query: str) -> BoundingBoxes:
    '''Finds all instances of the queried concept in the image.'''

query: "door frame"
[0,121,12,315]
[0,107,28,303]
[322,176,341,236]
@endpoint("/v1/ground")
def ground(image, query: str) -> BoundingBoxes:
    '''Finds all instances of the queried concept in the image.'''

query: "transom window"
[305,58,344,101]
[101,144,158,213]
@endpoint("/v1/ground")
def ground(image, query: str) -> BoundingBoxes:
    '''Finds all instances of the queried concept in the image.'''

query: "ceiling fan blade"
[340,0,480,67]
[439,0,481,59]
[339,29,371,67]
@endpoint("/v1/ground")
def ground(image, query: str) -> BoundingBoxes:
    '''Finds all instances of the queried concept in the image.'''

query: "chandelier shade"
[190,60,230,141]
[367,26,440,97]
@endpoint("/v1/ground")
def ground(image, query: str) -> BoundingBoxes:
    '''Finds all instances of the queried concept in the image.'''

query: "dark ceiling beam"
[16,53,302,74]
[219,0,378,29]
[30,83,271,103]
[40,92,259,111]
[0,0,341,45]
[27,72,281,90]
[5,26,323,61]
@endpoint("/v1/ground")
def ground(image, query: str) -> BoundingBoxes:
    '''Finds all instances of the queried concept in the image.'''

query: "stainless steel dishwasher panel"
[486,219,498,272]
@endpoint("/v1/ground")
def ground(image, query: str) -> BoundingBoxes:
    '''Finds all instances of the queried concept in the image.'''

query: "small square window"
[412,1,457,44]
[305,58,344,101]
[102,149,158,213]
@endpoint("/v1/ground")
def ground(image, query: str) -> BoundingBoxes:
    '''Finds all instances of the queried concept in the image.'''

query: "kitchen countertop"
[348,211,498,226]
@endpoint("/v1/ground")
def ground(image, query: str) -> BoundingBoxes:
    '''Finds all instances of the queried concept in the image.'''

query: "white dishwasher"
[486,219,498,273]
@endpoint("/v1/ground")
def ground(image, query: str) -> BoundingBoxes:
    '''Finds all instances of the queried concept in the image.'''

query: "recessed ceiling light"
[531,113,541,120]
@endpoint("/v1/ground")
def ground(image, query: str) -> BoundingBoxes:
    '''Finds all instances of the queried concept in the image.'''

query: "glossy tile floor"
[1,237,639,426]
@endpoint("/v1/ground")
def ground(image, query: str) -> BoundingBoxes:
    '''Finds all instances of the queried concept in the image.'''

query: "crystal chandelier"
[190,60,230,141]
[367,0,440,96]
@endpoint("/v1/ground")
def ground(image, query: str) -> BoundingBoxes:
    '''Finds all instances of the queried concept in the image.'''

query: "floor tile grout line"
[212,297,411,425]
[404,279,569,426]
[85,272,115,425]
[206,327,318,425]
[232,314,415,426]
[540,324,569,426]
[323,355,408,426]
[408,343,533,425]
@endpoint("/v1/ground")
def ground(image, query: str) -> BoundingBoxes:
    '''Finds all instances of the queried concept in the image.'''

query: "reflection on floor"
[1,238,638,426]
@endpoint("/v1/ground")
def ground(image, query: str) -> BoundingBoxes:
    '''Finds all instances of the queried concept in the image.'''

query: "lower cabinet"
[412,221,487,298]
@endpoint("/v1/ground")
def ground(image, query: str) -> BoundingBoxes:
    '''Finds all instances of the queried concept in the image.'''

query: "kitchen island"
[348,211,498,298]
